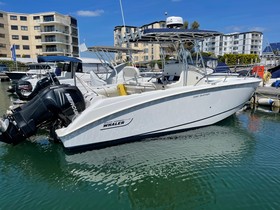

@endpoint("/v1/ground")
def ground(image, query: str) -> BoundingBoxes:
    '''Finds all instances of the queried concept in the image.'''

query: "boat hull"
[56,79,260,150]
[5,72,28,81]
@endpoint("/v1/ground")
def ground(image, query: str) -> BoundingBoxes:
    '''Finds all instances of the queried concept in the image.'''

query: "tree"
[183,21,200,50]
[191,21,200,30]
[183,21,189,29]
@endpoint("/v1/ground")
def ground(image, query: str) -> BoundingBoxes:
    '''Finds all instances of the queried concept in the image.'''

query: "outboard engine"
[16,73,60,101]
[0,84,86,144]
[6,76,32,94]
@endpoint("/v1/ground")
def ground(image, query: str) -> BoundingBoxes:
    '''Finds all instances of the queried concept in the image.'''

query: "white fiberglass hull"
[56,78,260,150]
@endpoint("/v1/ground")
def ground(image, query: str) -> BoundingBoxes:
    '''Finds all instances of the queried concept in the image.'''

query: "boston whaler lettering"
[0,17,261,151]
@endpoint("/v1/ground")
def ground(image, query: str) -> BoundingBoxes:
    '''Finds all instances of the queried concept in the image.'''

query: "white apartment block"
[0,10,79,59]
[114,21,263,62]
[200,31,263,56]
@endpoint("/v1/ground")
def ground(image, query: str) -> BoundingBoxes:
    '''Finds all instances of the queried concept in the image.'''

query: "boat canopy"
[87,46,142,53]
[37,56,82,63]
[126,28,222,43]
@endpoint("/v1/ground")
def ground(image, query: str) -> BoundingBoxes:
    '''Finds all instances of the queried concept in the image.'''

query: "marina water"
[1,81,280,209]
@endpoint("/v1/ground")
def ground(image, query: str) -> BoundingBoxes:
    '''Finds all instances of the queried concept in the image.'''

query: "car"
[0,64,8,72]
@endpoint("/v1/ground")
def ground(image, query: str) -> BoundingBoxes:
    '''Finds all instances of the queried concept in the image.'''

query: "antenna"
[119,0,133,63]
[119,0,126,28]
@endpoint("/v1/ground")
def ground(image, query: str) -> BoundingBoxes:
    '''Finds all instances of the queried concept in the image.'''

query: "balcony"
[41,38,69,45]
[41,28,69,35]
[42,47,71,55]
[39,18,69,26]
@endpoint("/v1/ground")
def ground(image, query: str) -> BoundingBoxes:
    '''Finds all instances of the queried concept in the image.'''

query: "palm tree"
[183,21,189,29]
[191,21,200,29]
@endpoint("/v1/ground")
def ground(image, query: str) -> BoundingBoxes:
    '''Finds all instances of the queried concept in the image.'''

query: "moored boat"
[0,24,261,151]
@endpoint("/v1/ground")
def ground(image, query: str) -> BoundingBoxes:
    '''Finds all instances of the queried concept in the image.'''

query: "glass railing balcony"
[40,19,69,26]
[42,39,70,44]
[43,48,70,53]
[41,29,69,34]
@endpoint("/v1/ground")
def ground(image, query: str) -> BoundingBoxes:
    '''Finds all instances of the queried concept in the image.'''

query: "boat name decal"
[193,93,210,98]
[65,93,79,116]
[102,118,133,130]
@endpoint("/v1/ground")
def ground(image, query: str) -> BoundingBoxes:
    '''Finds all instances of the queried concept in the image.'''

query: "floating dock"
[251,86,280,108]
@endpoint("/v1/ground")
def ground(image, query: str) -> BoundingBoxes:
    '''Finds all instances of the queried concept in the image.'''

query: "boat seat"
[157,62,182,84]
[122,66,141,84]
[122,66,157,92]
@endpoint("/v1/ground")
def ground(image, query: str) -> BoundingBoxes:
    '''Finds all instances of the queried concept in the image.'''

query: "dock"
[251,86,280,108]
[0,73,10,81]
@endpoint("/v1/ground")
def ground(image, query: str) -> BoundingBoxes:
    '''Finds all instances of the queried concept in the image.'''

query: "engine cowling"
[0,84,85,144]
[16,73,60,101]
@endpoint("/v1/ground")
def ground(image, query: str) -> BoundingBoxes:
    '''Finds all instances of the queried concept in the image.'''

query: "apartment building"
[114,20,166,63]
[114,20,263,63]
[0,10,79,60]
[0,12,9,58]
[200,31,263,56]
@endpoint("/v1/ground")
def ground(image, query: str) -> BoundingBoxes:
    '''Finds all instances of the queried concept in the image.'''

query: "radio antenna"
[119,0,126,28]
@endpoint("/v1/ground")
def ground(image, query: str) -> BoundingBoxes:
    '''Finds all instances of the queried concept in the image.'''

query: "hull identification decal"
[101,118,133,130]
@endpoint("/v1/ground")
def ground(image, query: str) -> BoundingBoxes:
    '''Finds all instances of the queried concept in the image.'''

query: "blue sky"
[1,0,279,48]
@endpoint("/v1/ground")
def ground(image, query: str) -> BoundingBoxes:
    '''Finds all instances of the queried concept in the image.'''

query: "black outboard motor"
[7,76,32,94]
[15,73,60,101]
[0,84,86,145]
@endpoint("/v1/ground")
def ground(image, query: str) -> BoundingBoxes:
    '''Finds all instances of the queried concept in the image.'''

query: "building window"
[11,25,18,30]
[46,45,57,52]
[10,15,17,20]
[45,35,56,42]
[15,45,20,50]
[0,33,5,38]
[0,54,7,57]
[21,26,28,31]
[44,25,55,32]
[70,17,77,27]
[36,45,42,49]
[20,16,27,21]
[0,13,3,18]
[33,16,40,20]
[35,36,41,40]
[34,26,40,30]
[43,15,54,22]
[23,45,30,50]
[0,43,6,48]
[22,35,29,40]
[12,35,19,40]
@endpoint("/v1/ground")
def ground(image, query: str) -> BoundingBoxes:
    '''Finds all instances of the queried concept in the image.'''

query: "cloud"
[225,26,244,32]
[248,27,265,32]
[225,25,266,33]
[76,10,104,17]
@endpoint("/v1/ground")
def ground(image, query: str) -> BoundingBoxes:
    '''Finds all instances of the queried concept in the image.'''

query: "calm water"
[1,81,280,210]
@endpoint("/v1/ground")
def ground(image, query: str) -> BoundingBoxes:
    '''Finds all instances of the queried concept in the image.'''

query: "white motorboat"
[5,62,57,81]
[0,28,261,151]
[7,55,110,101]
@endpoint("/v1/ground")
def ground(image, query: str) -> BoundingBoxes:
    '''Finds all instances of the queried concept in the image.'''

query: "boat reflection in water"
[1,114,255,209]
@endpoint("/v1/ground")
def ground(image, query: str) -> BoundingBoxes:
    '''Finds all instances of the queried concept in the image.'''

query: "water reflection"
[0,115,256,209]
[0,81,14,114]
